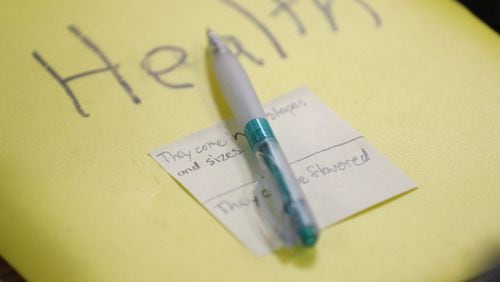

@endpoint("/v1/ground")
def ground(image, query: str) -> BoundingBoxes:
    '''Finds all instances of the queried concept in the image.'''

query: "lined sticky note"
[150,87,416,255]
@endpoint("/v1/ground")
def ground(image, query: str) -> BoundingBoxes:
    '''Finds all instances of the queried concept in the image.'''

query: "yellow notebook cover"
[1,0,499,281]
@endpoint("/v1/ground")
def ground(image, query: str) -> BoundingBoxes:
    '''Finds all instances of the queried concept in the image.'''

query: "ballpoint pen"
[207,30,319,247]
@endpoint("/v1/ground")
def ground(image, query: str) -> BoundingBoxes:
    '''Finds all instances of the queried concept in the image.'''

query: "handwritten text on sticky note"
[150,87,415,256]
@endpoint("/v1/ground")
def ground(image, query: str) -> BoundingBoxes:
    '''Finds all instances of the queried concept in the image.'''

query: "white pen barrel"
[211,52,266,127]
[208,30,318,247]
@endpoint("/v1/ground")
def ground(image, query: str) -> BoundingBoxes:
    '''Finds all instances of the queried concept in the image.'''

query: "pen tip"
[299,226,318,247]
[206,28,218,42]
[206,29,228,53]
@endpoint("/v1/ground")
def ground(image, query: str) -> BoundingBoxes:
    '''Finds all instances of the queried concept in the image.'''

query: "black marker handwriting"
[141,45,194,89]
[32,1,382,118]
[222,35,264,66]
[352,0,382,27]
[312,0,338,31]
[270,0,306,35]
[32,25,139,117]
[221,0,287,58]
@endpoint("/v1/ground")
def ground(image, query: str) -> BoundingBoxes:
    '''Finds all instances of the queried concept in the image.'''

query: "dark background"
[458,0,499,32]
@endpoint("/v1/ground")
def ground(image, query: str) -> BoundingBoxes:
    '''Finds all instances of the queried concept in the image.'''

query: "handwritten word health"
[32,0,381,118]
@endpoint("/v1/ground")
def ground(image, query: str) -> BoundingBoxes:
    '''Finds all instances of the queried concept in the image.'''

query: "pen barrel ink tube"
[245,118,319,247]
[209,30,319,247]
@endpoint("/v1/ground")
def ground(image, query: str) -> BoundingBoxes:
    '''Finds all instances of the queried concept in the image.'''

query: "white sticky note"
[150,87,415,256]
